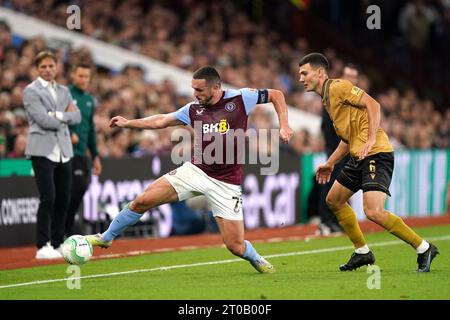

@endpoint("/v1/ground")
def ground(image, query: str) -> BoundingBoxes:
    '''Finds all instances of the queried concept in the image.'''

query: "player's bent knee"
[130,195,153,213]
[326,194,342,212]
[364,207,385,223]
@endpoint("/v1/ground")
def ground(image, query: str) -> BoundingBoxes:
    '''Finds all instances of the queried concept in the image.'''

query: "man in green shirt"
[65,63,102,236]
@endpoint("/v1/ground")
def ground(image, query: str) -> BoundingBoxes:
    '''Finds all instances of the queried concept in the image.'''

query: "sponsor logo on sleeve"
[351,86,362,96]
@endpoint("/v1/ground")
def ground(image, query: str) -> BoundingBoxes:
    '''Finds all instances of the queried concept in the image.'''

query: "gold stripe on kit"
[324,79,332,110]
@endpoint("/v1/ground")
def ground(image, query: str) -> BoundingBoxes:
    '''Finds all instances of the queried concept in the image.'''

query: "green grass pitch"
[0,225,449,300]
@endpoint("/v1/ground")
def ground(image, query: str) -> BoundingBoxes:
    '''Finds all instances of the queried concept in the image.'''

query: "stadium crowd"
[0,0,449,160]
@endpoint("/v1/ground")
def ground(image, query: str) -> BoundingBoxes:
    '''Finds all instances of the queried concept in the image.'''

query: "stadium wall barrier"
[0,153,301,246]
[0,176,39,246]
[300,149,450,222]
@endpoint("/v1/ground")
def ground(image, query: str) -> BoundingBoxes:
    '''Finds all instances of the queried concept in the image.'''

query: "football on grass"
[62,235,93,265]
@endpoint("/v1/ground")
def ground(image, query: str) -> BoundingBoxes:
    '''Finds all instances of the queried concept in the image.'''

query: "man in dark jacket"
[65,63,102,236]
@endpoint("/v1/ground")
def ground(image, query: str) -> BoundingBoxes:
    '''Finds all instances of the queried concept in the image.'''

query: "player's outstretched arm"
[109,113,184,130]
[267,89,293,143]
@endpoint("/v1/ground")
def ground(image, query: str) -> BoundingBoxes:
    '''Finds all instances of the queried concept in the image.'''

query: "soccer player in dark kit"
[86,66,293,273]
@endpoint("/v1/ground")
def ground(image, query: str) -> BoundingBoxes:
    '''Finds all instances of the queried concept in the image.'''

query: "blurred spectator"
[132,130,158,158]
[0,130,6,157]
[6,132,26,158]
[65,62,102,237]
[398,0,439,53]
[289,129,311,155]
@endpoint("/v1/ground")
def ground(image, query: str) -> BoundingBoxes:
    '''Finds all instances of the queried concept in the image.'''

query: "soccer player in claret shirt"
[86,66,293,273]
[298,53,438,272]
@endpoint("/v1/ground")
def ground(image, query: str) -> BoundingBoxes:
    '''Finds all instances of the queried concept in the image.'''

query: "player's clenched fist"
[279,126,293,144]
[110,116,129,128]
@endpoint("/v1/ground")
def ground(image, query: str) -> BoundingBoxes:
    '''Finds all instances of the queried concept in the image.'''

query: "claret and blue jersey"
[173,88,269,185]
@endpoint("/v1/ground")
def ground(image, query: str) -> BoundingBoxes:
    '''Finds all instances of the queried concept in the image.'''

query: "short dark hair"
[299,53,329,71]
[34,50,57,67]
[71,62,92,72]
[192,66,221,86]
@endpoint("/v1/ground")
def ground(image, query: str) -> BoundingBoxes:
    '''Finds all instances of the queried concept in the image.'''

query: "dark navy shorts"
[336,152,394,196]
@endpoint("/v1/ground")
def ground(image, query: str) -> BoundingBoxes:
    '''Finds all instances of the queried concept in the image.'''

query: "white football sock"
[355,245,370,254]
[416,240,430,254]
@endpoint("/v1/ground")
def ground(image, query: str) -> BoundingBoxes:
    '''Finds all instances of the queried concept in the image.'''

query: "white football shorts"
[163,162,243,220]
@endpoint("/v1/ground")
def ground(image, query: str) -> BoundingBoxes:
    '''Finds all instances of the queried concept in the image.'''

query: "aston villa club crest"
[225,102,236,112]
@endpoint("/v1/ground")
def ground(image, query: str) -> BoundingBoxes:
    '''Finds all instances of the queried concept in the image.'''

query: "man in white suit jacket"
[23,50,81,259]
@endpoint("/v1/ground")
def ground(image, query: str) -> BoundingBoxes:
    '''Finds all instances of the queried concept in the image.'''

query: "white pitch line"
[1,235,449,290]
[0,258,241,289]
